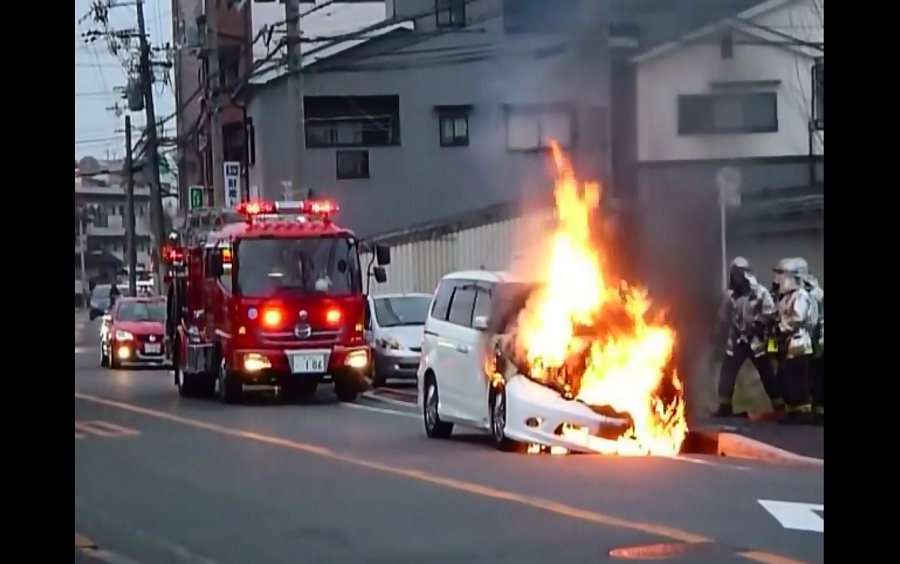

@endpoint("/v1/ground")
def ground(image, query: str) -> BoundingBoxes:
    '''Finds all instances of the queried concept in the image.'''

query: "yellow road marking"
[75,421,141,438]
[73,392,812,563]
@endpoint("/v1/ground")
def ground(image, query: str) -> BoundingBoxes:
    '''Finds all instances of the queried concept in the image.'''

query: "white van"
[418,270,631,453]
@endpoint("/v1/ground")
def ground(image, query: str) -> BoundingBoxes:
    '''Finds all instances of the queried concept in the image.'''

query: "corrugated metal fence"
[362,208,554,294]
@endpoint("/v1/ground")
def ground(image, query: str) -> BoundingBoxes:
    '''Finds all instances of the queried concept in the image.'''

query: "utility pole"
[124,115,138,296]
[78,212,88,304]
[205,0,226,207]
[285,0,305,195]
[136,0,166,294]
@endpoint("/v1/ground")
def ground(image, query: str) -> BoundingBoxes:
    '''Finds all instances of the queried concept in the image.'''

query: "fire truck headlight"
[242,353,271,372]
[344,350,369,370]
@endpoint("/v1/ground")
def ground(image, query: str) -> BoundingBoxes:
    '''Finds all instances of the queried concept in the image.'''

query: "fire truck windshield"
[234,236,361,297]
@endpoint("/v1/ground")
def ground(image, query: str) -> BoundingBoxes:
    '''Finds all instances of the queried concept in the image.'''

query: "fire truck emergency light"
[235,200,339,219]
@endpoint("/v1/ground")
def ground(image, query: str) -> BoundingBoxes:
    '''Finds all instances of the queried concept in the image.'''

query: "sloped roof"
[631,0,810,64]
[250,1,412,85]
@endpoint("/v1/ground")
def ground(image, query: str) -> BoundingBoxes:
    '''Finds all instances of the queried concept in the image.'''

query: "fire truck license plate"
[144,344,161,354]
[290,354,326,374]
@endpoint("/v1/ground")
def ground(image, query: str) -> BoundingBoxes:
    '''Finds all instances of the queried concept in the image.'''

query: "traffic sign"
[188,186,204,211]
[758,500,824,533]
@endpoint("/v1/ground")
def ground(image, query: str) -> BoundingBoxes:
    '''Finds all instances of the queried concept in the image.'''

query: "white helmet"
[774,258,802,293]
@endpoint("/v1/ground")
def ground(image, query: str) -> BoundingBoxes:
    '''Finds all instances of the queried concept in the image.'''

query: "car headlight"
[115,330,134,341]
[378,337,402,350]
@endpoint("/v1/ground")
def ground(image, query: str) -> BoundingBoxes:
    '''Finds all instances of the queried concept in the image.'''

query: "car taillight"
[325,308,341,325]
[262,307,283,328]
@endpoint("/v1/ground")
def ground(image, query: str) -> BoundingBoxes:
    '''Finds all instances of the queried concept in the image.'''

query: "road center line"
[343,403,419,418]
[73,391,811,564]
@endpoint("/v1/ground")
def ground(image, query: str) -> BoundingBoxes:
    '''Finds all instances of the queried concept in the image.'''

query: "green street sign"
[188,186,204,211]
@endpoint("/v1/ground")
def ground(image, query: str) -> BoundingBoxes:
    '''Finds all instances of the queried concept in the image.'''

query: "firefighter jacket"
[807,284,824,355]
[720,280,776,358]
[777,288,814,358]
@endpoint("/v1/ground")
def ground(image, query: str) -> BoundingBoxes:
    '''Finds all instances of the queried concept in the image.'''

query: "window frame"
[435,0,466,29]
[446,284,478,327]
[505,106,575,152]
[677,92,779,135]
[438,109,470,147]
[335,149,371,180]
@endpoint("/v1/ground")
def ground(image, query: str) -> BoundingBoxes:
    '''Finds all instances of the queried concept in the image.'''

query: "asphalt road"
[75,313,825,564]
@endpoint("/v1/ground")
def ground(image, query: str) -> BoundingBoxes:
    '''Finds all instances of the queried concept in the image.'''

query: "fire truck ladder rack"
[180,207,243,246]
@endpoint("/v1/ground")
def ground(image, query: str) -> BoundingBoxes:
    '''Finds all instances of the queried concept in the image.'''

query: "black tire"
[371,370,386,389]
[109,348,120,370]
[423,374,453,439]
[490,386,523,452]
[217,361,243,404]
[334,376,360,403]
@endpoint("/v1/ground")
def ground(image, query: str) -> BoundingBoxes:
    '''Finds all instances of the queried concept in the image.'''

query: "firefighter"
[713,257,784,418]
[794,258,824,425]
[773,258,815,424]
[108,282,121,308]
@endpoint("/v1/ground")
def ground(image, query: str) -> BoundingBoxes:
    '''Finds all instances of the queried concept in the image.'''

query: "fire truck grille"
[260,329,341,345]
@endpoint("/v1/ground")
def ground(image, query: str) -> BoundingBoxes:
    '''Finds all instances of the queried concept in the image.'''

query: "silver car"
[367,293,432,387]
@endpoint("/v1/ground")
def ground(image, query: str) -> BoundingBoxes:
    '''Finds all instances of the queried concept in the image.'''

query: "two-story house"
[631,0,824,294]
[245,0,614,239]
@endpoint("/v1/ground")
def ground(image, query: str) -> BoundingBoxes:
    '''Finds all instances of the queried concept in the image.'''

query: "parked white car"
[366,293,432,387]
[417,270,630,453]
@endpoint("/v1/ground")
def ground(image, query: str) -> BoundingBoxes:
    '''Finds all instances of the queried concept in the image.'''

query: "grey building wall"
[636,156,824,305]
[247,0,612,238]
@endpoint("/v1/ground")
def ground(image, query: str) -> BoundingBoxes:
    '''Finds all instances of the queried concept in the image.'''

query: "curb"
[716,432,824,468]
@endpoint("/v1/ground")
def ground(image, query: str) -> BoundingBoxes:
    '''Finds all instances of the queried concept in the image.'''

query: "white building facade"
[630,0,824,299]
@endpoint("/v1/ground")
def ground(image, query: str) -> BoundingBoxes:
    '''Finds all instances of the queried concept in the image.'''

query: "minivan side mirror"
[372,266,387,283]
[375,244,391,266]
[472,315,488,331]
[207,253,224,278]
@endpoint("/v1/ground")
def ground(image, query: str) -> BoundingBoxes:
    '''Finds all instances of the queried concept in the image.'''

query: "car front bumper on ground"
[504,375,631,454]
[108,340,169,367]
[373,350,420,380]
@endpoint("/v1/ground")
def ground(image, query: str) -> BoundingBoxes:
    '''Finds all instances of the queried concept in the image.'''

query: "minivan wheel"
[423,377,453,439]
[490,387,522,452]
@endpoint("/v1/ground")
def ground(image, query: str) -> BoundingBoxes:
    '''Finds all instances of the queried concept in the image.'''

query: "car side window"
[472,284,493,322]
[447,285,477,327]
[430,280,456,321]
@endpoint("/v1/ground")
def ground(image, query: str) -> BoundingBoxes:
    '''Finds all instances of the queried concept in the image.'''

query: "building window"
[336,150,370,180]
[305,95,401,148]
[506,107,573,151]
[503,0,580,34]
[437,107,470,147]
[678,92,778,135]
[436,0,466,28]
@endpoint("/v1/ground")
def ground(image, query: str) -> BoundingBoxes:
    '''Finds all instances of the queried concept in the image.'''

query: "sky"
[75,0,175,161]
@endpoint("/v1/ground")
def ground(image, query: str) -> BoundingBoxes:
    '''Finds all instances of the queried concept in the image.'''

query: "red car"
[100,297,169,369]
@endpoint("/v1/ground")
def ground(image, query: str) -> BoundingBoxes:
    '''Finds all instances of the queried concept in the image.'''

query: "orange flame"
[516,143,686,456]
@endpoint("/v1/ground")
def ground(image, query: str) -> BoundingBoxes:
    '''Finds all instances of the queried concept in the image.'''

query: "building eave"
[630,0,805,65]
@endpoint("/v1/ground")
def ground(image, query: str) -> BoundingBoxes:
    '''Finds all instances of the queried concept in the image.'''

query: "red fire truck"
[165,199,390,404]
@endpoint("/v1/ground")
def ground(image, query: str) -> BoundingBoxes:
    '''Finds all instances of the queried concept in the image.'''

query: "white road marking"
[362,390,418,408]
[673,455,750,471]
[343,403,419,419]
[758,499,824,533]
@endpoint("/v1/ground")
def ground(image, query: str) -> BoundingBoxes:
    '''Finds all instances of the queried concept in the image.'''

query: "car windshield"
[235,236,361,298]
[116,301,166,322]
[374,296,431,327]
